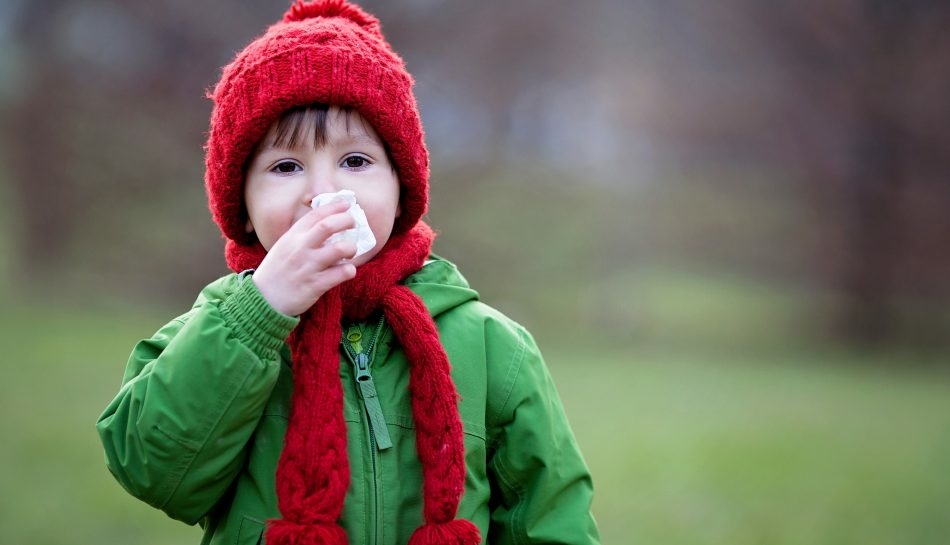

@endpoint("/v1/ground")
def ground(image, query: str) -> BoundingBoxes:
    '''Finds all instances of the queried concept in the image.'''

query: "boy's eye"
[343,155,370,169]
[272,161,301,174]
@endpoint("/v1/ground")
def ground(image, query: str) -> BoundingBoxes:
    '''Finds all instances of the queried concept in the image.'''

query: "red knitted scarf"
[227,223,480,545]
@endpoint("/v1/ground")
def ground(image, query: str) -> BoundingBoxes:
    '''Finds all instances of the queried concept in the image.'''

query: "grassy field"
[2,295,950,545]
[553,347,950,544]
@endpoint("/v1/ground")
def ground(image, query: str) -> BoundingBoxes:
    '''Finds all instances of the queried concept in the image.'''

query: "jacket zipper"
[342,314,389,545]
[343,314,392,450]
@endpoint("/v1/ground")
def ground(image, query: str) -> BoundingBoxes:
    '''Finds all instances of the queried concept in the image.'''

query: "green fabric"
[97,257,600,545]
[343,318,393,451]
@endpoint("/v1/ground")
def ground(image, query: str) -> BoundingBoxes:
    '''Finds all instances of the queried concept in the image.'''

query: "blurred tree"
[752,0,950,345]
[618,0,950,349]
[7,0,74,272]
[3,0,281,291]
[3,0,948,353]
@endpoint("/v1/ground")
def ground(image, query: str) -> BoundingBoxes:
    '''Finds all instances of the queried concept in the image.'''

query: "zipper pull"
[354,354,393,450]
[347,327,363,353]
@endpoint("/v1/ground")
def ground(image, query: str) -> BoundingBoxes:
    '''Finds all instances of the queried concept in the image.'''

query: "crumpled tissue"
[311,190,377,258]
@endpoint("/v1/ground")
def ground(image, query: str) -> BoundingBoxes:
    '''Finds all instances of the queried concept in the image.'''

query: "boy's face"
[244,107,401,267]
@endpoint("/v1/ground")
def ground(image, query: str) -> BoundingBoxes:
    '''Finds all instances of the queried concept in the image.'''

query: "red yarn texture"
[206,1,480,543]
[206,0,429,247]
[227,224,480,545]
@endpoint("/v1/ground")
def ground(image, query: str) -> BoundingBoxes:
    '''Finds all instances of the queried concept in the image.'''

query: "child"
[96,1,600,544]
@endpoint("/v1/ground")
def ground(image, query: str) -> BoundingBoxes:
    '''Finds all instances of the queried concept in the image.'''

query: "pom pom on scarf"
[408,520,481,545]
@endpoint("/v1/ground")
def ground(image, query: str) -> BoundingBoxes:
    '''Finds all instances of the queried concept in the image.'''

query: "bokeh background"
[2,1,950,544]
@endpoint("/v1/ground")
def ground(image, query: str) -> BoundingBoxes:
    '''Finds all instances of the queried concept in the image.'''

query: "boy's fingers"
[307,200,351,222]
[308,241,357,270]
[332,241,358,260]
[323,262,357,285]
[306,212,356,246]
[285,200,350,235]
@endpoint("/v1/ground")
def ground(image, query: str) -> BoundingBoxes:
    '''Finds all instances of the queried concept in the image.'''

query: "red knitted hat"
[205,0,428,245]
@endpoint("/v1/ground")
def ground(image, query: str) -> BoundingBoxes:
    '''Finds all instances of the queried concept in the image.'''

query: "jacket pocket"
[236,515,265,545]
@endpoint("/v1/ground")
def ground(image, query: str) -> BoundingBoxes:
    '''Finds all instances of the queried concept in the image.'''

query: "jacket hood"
[404,256,480,318]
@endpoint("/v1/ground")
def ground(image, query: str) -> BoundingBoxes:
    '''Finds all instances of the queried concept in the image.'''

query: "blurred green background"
[2,1,950,544]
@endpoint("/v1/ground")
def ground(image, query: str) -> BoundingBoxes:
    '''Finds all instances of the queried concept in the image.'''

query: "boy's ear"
[396,201,402,218]
[245,218,255,233]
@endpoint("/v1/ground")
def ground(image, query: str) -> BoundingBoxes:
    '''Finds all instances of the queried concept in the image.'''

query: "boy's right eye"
[271,160,302,174]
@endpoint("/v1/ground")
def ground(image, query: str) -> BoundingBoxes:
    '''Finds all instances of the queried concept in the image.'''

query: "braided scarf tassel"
[268,291,350,545]
[384,286,480,545]
[229,224,480,545]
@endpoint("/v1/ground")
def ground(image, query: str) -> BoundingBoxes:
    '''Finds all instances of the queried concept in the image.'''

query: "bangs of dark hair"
[270,104,329,150]
[265,104,375,151]
[244,103,396,174]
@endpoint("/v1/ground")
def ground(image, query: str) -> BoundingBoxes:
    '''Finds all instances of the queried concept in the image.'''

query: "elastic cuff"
[220,274,299,355]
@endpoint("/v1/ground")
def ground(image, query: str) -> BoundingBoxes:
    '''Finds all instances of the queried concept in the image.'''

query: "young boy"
[96,1,600,544]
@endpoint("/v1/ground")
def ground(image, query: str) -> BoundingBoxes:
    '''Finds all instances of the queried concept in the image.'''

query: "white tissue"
[310,190,377,259]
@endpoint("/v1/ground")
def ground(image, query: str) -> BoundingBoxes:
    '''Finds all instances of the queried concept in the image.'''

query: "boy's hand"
[252,200,358,316]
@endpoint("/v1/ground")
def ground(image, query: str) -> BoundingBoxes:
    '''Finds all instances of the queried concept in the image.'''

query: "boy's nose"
[304,166,339,202]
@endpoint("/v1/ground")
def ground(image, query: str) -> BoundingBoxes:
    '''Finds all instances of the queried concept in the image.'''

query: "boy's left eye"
[342,155,370,169]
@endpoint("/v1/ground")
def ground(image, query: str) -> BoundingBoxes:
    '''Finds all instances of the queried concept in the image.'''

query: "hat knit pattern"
[205,2,480,544]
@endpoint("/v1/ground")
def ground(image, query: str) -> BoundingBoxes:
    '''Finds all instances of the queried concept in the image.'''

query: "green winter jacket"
[97,257,599,544]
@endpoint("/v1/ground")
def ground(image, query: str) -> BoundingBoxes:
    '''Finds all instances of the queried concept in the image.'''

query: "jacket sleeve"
[96,274,298,525]
[486,324,601,545]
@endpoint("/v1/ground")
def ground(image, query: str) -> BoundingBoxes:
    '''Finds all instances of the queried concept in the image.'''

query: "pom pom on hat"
[205,0,428,248]
[283,0,382,38]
